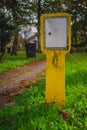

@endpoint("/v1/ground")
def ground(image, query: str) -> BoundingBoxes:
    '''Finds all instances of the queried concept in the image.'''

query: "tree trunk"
[11,6,18,55]
[37,0,41,52]
[74,31,77,45]
[11,29,18,55]
[0,41,5,62]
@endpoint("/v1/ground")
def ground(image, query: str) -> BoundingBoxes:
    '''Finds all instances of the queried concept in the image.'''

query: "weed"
[0,53,87,130]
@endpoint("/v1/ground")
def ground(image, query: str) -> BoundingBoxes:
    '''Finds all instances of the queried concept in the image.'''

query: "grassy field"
[0,51,45,72]
[0,53,87,130]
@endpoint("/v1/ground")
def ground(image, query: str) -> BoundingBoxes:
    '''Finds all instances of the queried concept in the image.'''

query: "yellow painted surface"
[40,13,71,105]
[46,50,65,105]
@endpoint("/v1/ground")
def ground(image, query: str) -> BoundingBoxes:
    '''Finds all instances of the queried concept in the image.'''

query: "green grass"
[0,51,45,72]
[65,53,87,130]
[0,52,87,130]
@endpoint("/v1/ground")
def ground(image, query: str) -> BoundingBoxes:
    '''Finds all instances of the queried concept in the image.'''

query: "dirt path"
[0,59,46,106]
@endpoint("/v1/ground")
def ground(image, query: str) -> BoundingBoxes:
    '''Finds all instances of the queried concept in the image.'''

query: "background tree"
[0,12,14,61]
[69,0,87,45]
[0,0,34,55]
[41,0,87,46]
[0,0,87,56]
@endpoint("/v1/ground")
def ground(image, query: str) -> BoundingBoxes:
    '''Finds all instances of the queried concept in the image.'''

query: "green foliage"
[70,0,87,44]
[0,53,87,130]
[0,12,14,44]
[0,0,35,55]
[0,0,87,51]
[0,11,14,60]
[0,51,45,72]
[37,0,87,44]
[1,0,35,25]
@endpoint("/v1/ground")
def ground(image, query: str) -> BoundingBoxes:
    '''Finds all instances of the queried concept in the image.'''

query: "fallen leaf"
[58,110,69,120]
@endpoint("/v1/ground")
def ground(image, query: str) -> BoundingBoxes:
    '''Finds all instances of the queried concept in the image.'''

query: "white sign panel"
[45,17,68,49]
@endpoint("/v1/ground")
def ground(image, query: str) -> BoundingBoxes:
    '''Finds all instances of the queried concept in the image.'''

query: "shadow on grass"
[0,102,58,130]
[66,70,87,87]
